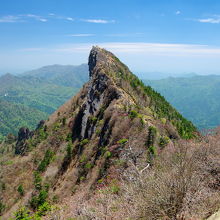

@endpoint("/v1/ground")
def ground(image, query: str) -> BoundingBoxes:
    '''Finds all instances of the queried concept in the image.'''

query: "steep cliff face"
[0,47,197,219]
[15,127,33,155]
[72,48,123,141]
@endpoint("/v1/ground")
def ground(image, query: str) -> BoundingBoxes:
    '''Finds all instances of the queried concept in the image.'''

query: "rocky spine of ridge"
[72,47,122,142]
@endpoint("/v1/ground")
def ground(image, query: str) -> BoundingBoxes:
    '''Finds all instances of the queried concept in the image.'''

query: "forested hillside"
[144,75,220,129]
[0,99,47,138]
[0,65,88,138]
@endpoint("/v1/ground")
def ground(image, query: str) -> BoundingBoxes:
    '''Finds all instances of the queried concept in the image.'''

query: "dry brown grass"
[65,130,220,220]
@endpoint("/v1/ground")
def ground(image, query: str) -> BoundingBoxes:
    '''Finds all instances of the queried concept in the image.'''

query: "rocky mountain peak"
[88,46,127,79]
[89,46,109,78]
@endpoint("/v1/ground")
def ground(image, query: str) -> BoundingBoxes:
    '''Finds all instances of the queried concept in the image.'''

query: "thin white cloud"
[24,14,48,22]
[66,17,74,21]
[0,14,48,23]
[47,14,75,21]
[196,15,220,24]
[0,14,115,24]
[176,11,181,15]
[25,14,38,18]
[69,34,95,37]
[0,15,21,23]
[39,18,47,22]
[104,33,144,37]
[198,18,220,24]
[82,19,115,24]
[67,33,142,38]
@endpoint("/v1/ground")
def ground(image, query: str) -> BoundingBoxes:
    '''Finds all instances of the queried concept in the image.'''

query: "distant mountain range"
[1,64,220,138]
[144,75,220,129]
[137,72,198,80]
[23,64,88,87]
[0,64,88,138]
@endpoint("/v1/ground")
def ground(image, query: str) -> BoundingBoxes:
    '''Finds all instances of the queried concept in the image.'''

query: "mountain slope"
[143,75,220,129]
[0,47,197,219]
[0,65,88,137]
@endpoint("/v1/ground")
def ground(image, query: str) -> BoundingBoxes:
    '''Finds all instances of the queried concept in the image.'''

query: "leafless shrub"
[62,129,220,220]
[122,138,220,220]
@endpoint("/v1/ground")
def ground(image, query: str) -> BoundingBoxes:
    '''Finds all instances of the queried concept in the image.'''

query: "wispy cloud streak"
[0,14,48,22]
[66,17,74,21]
[0,14,115,24]
[24,14,48,22]
[198,18,220,24]
[82,19,115,24]
[0,15,21,23]
[197,15,220,24]
[68,34,95,37]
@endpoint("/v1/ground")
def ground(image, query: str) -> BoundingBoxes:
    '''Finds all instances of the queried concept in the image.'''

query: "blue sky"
[1,0,220,75]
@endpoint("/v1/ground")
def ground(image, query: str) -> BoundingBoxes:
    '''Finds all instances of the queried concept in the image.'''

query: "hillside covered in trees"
[0,65,88,139]
[144,75,220,130]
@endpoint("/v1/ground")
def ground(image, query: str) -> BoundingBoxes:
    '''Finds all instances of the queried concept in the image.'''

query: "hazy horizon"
[1,62,220,79]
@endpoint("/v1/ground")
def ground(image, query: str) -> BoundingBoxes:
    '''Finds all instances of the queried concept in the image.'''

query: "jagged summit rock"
[88,46,129,79]
[88,46,115,77]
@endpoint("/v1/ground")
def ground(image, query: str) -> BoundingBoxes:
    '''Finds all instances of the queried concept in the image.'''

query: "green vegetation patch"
[37,149,55,172]
[17,184,25,197]
[117,139,128,145]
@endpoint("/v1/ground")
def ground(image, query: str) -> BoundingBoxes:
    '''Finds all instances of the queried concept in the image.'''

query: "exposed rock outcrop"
[15,127,33,155]
[72,54,121,140]
[36,120,45,130]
